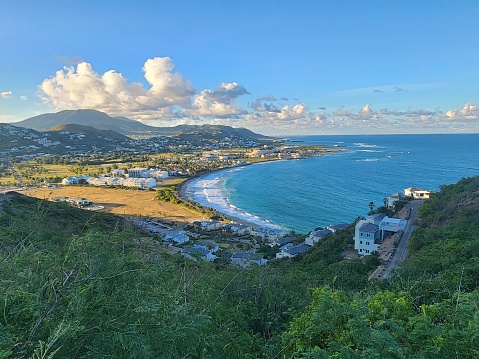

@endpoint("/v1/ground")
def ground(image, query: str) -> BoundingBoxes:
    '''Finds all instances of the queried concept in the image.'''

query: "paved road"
[380,199,425,279]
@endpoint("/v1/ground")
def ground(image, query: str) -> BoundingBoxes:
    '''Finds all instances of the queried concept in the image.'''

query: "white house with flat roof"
[354,215,408,255]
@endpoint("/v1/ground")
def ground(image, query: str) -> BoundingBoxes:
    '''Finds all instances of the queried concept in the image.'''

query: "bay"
[187,134,479,234]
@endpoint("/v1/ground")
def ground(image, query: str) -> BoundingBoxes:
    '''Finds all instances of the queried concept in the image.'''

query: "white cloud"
[40,57,195,119]
[20,96,28,101]
[445,103,478,120]
[0,91,12,99]
[186,82,249,117]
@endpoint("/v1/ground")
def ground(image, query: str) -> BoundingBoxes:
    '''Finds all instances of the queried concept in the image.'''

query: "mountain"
[47,124,130,141]
[15,109,159,135]
[14,109,275,140]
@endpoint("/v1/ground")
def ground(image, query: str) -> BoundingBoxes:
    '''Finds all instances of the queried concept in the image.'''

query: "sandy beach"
[178,166,284,230]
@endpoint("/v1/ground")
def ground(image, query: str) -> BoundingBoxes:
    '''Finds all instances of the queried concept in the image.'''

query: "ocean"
[185,134,479,234]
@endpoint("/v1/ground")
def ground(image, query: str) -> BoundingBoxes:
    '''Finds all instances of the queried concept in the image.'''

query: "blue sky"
[1,0,479,135]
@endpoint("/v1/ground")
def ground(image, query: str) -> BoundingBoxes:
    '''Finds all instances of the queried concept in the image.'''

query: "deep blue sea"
[186,134,479,234]
[224,134,479,233]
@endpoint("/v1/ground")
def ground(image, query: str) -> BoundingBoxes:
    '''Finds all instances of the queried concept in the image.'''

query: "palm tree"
[368,201,375,214]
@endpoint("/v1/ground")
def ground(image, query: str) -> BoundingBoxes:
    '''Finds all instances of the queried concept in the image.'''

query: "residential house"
[305,229,333,246]
[182,247,216,262]
[163,231,189,244]
[194,241,220,253]
[250,227,285,241]
[269,236,296,248]
[228,223,252,236]
[231,252,267,267]
[200,221,223,231]
[387,193,404,208]
[354,220,381,255]
[277,242,311,258]
[354,215,408,255]
[404,187,422,197]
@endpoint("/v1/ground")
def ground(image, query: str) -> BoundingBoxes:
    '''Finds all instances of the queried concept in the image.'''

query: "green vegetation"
[1,175,479,357]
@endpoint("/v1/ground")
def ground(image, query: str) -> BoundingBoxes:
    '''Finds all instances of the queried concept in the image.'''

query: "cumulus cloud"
[0,91,12,99]
[186,82,249,117]
[445,103,479,120]
[40,57,195,119]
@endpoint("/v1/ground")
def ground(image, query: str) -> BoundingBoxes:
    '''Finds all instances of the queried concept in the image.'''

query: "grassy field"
[23,186,204,225]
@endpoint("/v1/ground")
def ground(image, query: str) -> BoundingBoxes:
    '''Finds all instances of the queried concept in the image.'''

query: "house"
[354,215,408,255]
[250,227,285,241]
[411,190,431,199]
[387,193,404,208]
[366,213,385,226]
[353,220,380,255]
[326,223,349,233]
[231,252,267,267]
[182,247,216,262]
[200,221,223,231]
[305,229,333,246]
[194,241,219,253]
[163,231,189,244]
[277,242,311,258]
[404,187,422,197]
[269,236,296,247]
[228,223,252,236]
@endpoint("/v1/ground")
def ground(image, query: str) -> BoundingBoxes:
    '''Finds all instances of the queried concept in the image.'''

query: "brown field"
[23,186,203,225]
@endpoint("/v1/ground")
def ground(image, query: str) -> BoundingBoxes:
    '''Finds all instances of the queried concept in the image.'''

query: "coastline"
[178,163,285,230]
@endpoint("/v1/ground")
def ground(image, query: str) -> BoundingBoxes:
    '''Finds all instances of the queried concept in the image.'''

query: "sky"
[1,0,479,135]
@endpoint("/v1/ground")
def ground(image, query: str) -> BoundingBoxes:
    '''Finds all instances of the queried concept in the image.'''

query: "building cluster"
[161,220,350,267]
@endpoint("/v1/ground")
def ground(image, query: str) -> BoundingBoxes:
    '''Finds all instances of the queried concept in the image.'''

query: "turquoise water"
[222,134,479,233]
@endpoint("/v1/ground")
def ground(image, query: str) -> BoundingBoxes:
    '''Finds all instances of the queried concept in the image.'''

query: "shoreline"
[177,162,286,230]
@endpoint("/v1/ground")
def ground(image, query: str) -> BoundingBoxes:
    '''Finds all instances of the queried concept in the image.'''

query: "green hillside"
[1,176,479,357]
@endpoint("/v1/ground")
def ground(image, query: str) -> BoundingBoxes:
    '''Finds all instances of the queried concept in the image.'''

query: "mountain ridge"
[14,109,273,140]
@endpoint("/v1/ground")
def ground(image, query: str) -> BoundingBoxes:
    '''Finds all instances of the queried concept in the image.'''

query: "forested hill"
[1,176,479,357]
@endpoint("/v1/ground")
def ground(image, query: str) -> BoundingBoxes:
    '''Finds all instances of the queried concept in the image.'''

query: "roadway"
[380,199,425,279]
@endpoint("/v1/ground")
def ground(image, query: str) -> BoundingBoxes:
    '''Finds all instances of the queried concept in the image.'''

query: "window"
[366,250,370,253]
[360,241,363,244]
[367,233,371,238]
[366,241,370,245]
[360,232,363,237]
[360,249,363,252]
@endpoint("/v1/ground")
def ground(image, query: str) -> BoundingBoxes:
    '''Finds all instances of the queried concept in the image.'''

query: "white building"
[128,168,150,178]
[149,169,169,179]
[404,187,431,199]
[354,215,408,255]
[305,229,333,246]
[354,220,380,255]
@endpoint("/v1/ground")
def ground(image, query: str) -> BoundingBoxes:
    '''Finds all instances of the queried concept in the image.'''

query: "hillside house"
[276,242,311,258]
[199,221,223,231]
[163,231,189,244]
[354,215,408,255]
[231,252,267,267]
[354,220,380,255]
[305,229,333,246]
[182,247,216,262]
[227,223,252,236]
[387,193,404,208]
[269,236,296,248]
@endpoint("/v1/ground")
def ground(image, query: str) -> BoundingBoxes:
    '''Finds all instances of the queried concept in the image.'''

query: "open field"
[23,186,204,225]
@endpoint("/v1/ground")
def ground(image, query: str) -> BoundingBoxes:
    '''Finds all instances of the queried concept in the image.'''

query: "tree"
[368,201,375,214]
